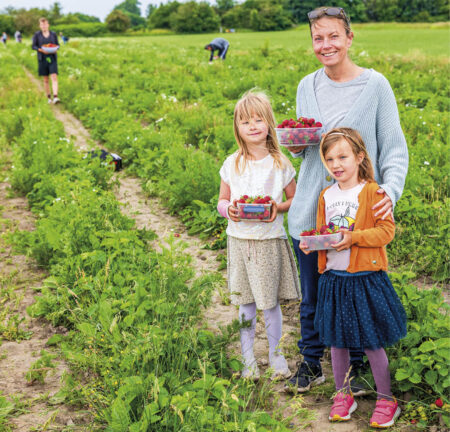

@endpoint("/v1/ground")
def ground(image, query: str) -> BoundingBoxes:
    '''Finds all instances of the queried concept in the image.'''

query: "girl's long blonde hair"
[320,127,375,182]
[233,90,289,174]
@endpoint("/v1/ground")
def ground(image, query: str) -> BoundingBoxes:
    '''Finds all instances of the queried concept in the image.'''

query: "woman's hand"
[263,200,278,223]
[331,228,352,252]
[228,199,241,222]
[289,145,307,154]
[372,188,393,220]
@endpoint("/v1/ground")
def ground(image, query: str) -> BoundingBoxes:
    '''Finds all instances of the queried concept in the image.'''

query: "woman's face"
[310,17,353,68]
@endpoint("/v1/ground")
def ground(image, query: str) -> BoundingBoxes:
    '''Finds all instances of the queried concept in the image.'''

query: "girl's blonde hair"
[320,127,375,182]
[233,90,289,173]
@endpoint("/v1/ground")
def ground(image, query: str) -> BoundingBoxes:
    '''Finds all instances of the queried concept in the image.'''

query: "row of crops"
[10,34,449,281]
[0,50,303,430]
[1,30,449,429]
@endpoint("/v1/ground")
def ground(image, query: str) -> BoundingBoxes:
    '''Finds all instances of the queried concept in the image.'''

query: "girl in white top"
[217,90,300,380]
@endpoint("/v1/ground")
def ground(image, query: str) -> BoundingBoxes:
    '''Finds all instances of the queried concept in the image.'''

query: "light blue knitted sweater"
[288,68,409,240]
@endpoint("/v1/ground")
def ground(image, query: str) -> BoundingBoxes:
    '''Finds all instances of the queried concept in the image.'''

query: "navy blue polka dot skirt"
[315,270,407,350]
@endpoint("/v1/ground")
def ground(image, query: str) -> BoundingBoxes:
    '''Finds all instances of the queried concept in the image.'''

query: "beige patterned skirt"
[227,236,300,310]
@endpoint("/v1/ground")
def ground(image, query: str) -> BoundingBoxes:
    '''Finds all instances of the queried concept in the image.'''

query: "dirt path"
[0,158,91,430]
[24,70,382,431]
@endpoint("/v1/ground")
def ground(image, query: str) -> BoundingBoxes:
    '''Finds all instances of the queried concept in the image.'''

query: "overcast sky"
[1,0,187,21]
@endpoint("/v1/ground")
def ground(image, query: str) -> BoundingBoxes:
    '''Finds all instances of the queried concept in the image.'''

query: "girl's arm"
[277,178,296,213]
[218,179,240,222]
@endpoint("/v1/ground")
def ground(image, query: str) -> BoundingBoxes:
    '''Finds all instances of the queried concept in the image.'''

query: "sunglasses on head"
[307,7,350,25]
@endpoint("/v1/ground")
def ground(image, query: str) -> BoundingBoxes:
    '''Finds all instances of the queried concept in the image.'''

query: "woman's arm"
[374,75,409,218]
[333,189,395,251]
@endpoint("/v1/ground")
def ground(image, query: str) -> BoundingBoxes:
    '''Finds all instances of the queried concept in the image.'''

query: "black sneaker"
[349,361,371,396]
[284,361,325,393]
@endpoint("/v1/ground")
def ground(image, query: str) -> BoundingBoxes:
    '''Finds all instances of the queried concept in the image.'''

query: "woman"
[32,18,60,104]
[285,6,408,396]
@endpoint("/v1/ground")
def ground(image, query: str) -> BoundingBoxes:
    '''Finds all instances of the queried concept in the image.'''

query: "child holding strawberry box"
[217,90,300,381]
[300,127,407,428]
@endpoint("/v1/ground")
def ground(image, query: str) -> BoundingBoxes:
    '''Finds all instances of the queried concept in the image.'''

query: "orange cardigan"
[317,181,395,274]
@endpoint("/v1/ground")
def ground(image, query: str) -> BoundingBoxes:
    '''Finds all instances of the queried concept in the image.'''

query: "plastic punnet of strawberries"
[275,117,323,147]
[299,222,345,250]
[237,195,272,221]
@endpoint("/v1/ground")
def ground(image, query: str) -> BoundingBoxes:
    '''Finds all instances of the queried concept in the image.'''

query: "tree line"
[0,0,448,37]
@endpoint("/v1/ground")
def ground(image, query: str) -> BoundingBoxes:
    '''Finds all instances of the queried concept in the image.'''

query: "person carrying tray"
[32,18,60,104]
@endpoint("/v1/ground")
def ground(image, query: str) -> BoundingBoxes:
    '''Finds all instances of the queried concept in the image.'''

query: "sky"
[1,0,184,21]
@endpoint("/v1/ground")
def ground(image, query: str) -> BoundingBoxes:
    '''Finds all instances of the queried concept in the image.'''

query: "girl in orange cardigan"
[300,127,406,428]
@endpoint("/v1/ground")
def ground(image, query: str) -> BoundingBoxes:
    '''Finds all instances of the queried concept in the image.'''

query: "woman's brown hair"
[320,127,375,182]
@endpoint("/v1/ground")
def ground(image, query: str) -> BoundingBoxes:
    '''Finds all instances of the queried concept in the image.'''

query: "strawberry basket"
[41,44,59,54]
[276,117,322,147]
[300,232,342,250]
[237,195,272,221]
[300,223,343,250]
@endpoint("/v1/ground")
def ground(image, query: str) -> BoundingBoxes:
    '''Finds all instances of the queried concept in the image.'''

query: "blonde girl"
[217,90,300,380]
[301,127,406,428]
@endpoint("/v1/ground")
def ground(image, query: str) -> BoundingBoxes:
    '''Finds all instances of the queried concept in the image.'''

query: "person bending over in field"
[205,37,229,63]
[32,18,60,104]
[217,90,299,381]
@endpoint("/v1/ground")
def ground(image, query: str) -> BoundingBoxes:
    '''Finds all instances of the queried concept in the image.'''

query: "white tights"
[239,302,282,364]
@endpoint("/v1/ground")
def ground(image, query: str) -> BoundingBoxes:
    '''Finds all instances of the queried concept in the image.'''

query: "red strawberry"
[435,398,443,408]
[315,121,322,127]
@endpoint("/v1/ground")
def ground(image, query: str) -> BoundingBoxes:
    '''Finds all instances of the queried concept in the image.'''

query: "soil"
[10,67,439,431]
[0,162,92,430]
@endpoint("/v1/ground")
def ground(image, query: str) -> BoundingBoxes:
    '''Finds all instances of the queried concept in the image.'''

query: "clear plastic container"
[275,127,322,147]
[237,202,272,221]
[41,45,59,54]
[300,232,343,250]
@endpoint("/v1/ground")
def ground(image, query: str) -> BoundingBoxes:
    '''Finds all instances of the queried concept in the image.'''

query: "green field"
[0,22,448,430]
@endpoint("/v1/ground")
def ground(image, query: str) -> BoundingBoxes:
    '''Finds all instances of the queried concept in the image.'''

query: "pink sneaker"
[329,392,357,421]
[370,398,401,428]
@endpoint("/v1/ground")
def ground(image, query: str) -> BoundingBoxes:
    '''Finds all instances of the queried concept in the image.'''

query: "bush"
[52,22,107,38]
[106,10,131,33]
[169,1,220,33]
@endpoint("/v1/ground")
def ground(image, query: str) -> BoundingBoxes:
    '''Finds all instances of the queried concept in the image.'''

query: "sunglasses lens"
[307,11,319,20]
[326,7,343,17]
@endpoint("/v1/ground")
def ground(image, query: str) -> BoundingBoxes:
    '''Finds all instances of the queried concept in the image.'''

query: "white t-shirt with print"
[324,182,365,271]
[220,152,296,240]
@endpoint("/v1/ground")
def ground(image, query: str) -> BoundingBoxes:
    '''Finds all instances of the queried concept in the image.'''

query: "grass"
[90,22,450,59]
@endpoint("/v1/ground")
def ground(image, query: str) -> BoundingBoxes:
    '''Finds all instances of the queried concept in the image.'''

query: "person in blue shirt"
[205,38,229,62]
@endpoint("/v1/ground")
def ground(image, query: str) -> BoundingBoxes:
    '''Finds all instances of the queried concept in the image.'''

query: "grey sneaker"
[269,353,291,380]
[285,361,325,393]
[241,358,260,381]
[349,361,371,396]
[47,98,52,104]
[53,97,60,104]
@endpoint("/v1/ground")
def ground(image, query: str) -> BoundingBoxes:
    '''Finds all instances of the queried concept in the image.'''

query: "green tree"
[72,12,101,23]
[244,0,293,31]
[13,8,47,34]
[284,0,368,23]
[147,1,180,29]
[215,0,236,16]
[113,0,141,16]
[365,0,400,21]
[170,1,219,33]
[105,9,131,32]
[0,14,15,34]
[48,2,63,22]
[113,0,145,27]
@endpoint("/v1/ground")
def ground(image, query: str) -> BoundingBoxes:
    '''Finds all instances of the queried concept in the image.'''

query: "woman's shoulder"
[298,69,321,89]
[367,69,392,89]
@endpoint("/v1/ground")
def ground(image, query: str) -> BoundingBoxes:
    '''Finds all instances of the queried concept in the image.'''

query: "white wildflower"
[423,161,430,166]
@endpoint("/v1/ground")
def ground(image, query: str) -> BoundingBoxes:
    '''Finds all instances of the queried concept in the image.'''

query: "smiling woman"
[285,5,409,410]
